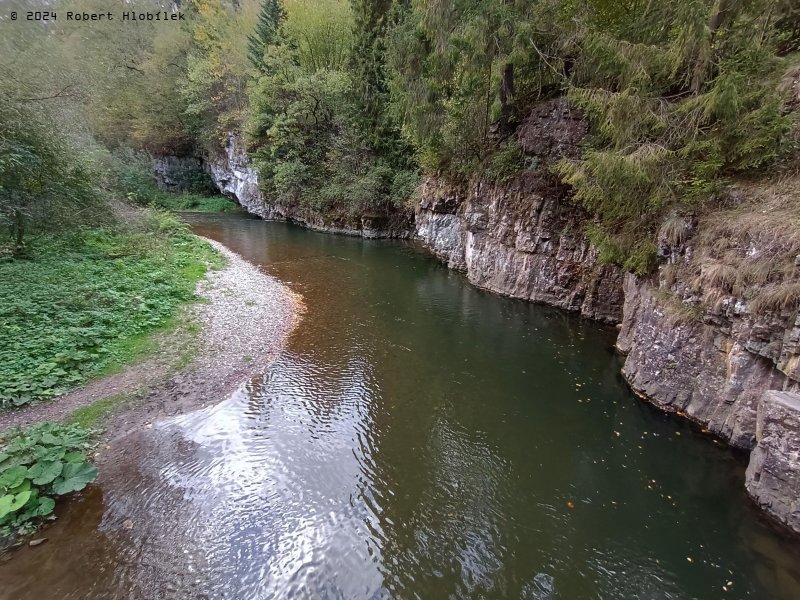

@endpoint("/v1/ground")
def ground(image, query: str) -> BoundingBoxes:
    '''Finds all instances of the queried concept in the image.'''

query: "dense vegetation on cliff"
[1,0,798,265]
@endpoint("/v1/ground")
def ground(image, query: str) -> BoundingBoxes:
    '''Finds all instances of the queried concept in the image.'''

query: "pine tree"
[248,0,285,72]
[349,0,411,166]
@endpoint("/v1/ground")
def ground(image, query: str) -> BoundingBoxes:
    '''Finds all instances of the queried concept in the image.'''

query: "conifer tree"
[248,0,285,72]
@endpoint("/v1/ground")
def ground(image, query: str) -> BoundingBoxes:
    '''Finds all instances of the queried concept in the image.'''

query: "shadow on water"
[2,212,800,599]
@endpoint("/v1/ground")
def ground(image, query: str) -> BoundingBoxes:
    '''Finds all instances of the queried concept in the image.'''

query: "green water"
[2,212,798,599]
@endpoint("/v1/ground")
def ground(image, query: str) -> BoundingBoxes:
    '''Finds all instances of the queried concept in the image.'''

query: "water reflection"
[2,213,800,599]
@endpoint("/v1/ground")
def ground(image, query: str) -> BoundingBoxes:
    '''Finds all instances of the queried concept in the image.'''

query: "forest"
[2,0,798,268]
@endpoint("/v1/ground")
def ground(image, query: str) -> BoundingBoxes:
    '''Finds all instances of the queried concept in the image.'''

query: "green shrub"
[0,422,97,539]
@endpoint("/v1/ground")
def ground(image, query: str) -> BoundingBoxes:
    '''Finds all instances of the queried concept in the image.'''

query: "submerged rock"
[521,573,556,599]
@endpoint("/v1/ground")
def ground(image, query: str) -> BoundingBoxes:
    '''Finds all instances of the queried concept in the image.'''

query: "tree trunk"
[499,62,515,134]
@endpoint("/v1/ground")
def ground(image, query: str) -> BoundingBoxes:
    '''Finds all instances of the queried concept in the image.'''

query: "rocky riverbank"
[0,238,301,437]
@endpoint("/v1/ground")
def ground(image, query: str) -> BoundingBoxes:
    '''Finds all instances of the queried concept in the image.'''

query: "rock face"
[746,391,800,534]
[415,99,624,323]
[206,133,412,238]
[152,155,212,192]
[415,177,624,322]
[617,276,800,449]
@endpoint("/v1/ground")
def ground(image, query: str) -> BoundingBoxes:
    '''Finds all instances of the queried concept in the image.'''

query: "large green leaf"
[27,460,63,485]
[0,465,27,491]
[0,490,32,519]
[35,496,55,517]
[33,445,66,462]
[8,478,31,494]
[64,451,86,464]
[51,462,97,495]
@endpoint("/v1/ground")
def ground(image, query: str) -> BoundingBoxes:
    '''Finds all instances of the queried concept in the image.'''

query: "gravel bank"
[0,237,302,433]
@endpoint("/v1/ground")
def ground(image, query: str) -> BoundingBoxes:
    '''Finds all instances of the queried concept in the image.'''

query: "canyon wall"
[414,177,624,323]
[411,100,800,533]
[414,99,624,324]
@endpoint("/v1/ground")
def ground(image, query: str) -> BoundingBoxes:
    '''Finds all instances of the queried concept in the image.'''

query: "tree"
[0,95,101,256]
[248,0,285,71]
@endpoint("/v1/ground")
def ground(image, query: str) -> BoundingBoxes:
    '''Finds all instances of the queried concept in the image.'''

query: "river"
[2,212,799,599]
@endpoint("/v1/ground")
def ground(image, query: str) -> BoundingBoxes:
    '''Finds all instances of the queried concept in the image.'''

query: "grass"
[653,288,706,326]
[661,168,800,316]
[0,210,222,410]
[67,393,133,429]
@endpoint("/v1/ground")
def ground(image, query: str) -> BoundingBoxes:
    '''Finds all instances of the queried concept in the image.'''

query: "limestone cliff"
[745,391,800,534]
[415,177,624,323]
[415,99,624,323]
[206,133,412,239]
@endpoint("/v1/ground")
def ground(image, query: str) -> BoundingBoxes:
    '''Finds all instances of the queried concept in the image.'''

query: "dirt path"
[0,237,302,435]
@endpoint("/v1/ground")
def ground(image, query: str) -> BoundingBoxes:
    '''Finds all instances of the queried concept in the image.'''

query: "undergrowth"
[687,170,800,315]
[0,211,221,409]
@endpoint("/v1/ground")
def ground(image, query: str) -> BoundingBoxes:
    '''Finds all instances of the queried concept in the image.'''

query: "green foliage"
[385,0,797,271]
[182,0,254,150]
[282,0,353,72]
[153,194,239,213]
[485,140,524,183]
[113,150,236,212]
[249,0,285,71]
[0,422,97,538]
[0,93,106,256]
[0,213,220,409]
[248,40,418,212]
[386,0,553,176]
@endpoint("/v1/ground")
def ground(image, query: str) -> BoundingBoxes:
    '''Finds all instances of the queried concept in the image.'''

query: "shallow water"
[2,212,799,599]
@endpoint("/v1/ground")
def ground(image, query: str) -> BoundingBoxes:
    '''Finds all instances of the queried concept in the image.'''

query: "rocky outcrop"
[746,391,800,534]
[415,177,624,322]
[415,99,624,323]
[152,155,212,192]
[206,133,412,239]
[617,275,800,449]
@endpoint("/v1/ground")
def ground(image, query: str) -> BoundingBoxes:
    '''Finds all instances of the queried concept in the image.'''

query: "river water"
[2,212,799,599]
